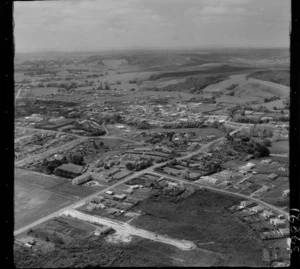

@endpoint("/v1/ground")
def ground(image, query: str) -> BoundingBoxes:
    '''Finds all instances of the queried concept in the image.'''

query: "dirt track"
[60,209,197,251]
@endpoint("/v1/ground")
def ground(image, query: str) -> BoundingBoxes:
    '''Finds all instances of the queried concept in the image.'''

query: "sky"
[14,0,290,52]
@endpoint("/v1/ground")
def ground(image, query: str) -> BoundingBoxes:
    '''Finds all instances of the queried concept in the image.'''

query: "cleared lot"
[130,189,264,267]
[14,181,76,230]
[14,168,101,230]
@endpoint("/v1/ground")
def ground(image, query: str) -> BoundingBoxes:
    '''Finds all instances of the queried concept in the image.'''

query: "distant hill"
[226,81,289,100]
[246,69,290,86]
[144,75,227,94]
[148,65,252,81]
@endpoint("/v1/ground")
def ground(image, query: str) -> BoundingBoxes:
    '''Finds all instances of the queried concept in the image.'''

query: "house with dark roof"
[54,163,84,179]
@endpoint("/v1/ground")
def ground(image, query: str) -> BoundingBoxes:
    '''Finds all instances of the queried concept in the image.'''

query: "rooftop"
[56,163,84,174]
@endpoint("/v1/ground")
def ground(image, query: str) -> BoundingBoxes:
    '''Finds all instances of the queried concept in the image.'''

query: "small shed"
[105,190,114,195]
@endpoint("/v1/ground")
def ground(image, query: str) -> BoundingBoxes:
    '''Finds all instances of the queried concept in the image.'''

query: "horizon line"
[15,45,289,54]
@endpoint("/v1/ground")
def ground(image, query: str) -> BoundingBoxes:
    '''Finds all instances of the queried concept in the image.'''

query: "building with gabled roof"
[54,163,84,179]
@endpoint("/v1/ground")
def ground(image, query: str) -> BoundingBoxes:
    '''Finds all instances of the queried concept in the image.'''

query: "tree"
[263,139,272,147]
[67,153,85,165]
[254,144,270,158]
[125,162,134,170]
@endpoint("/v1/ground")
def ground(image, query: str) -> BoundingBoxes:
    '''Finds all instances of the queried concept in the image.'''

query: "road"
[149,170,289,218]
[15,126,139,167]
[60,209,196,251]
[102,122,108,136]
[13,135,237,236]
[15,80,38,105]
[14,164,161,236]
[13,133,234,236]
[15,124,288,238]
[15,86,26,105]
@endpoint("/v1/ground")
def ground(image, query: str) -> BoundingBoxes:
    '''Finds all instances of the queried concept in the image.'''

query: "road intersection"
[14,127,289,239]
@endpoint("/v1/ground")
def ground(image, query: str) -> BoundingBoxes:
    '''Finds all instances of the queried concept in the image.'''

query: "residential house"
[249,205,265,213]
[282,189,290,197]
[261,159,272,165]
[270,218,286,227]
[268,173,279,180]
[199,176,219,185]
[261,210,275,218]
[240,200,256,208]
[113,194,127,201]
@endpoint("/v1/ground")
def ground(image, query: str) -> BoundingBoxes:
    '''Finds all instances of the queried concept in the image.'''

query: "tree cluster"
[125,157,153,171]
[227,134,271,158]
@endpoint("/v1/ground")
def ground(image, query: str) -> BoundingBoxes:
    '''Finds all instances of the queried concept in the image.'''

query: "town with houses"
[14,53,290,266]
[13,1,291,267]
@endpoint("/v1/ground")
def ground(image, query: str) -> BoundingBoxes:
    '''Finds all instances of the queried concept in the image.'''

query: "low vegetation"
[246,69,290,86]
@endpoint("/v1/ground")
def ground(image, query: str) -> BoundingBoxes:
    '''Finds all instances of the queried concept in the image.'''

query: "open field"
[30,87,58,96]
[269,140,289,154]
[251,98,287,110]
[14,168,66,188]
[218,78,289,105]
[130,189,264,266]
[14,168,102,230]
[261,181,289,207]
[14,181,76,230]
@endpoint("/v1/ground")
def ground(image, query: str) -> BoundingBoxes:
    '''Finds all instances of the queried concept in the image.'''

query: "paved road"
[13,134,232,235]
[60,209,196,251]
[14,164,160,236]
[15,124,288,238]
[13,136,234,236]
